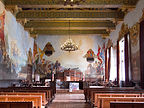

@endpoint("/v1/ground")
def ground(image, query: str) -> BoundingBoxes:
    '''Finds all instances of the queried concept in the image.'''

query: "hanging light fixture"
[61,21,78,52]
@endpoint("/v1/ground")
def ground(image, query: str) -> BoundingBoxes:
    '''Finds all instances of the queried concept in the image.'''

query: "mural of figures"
[3,10,34,80]
[85,45,105,82]
[0,11,18,80]
[26,64,32,83]
[130,23,140,81]
[27,48,32,65]
[131,51,140,81]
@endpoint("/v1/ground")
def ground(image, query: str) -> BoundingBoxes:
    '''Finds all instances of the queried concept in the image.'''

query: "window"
[110,47,117,81]
[119,37,125,82]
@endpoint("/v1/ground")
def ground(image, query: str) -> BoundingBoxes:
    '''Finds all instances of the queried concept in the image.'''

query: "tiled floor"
[48,94,91,108]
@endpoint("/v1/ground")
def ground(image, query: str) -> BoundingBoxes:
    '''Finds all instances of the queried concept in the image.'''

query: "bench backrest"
[97,97,144,108]
[0,95,42,108]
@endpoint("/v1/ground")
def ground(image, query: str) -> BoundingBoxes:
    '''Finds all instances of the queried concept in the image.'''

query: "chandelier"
[63,0,85,6]
[61,21,78,52]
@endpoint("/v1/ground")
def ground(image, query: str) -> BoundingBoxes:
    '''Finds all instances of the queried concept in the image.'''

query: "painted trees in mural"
[43,42,55,56]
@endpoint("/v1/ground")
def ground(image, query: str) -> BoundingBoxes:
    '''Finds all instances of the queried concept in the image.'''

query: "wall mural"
[84,45,105,82]
[36,35,105,82]
[1,10,34,80]
[0,11,18,80]
[28,41,56,80]
[130,23,140,81]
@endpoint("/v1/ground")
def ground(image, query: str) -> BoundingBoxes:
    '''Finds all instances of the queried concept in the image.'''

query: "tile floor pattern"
[48,94,91,108]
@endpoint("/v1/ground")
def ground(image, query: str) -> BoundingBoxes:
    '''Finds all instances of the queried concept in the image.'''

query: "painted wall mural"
[0,11,14,80]
[84,45,105,81]
[130,23,140,81]
[36,35,105,81]
[4,11,34,80]
[0,1,34,80]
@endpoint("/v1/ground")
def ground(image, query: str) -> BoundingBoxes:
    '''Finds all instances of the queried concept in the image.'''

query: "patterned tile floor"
[48,94,91,108]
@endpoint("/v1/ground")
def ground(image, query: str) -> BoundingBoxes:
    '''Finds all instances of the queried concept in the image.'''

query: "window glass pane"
[110,47,117,81]
[119,38,125,81]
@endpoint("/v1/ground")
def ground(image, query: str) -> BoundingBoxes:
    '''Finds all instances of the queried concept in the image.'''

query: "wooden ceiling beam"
[29,29,109,36]
[24,20,115,29]
[16,10,125,20]
[4,0,138,6]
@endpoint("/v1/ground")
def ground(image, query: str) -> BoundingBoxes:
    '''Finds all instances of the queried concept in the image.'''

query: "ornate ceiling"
[2,0,139,38]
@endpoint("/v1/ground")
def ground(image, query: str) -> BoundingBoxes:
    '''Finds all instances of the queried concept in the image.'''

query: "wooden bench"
[85,87,136,103]
[97,97,144,108]
[84,87,144,105]
[110,102,144,108]
[0,92,47,106]
[0,87,54,103]
[0,95,42,108]
[94,93,140,107]
[0,102,32,108]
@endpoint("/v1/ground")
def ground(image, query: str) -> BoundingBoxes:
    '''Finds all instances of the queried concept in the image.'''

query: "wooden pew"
[110,102,144,108]
[97,97,144,108]
[84,87,144,104]
[86,87,136,103]
[0,92,47,105]
[0,95,42,108]
[0,87,54,103]
[94,93,140,107]
[0,102,32,108]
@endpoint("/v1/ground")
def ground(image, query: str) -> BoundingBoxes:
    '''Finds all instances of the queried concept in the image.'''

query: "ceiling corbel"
[30,34,38,39]
[5,5,19,16]
[17,18,29,27]
[102,34,109,39]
